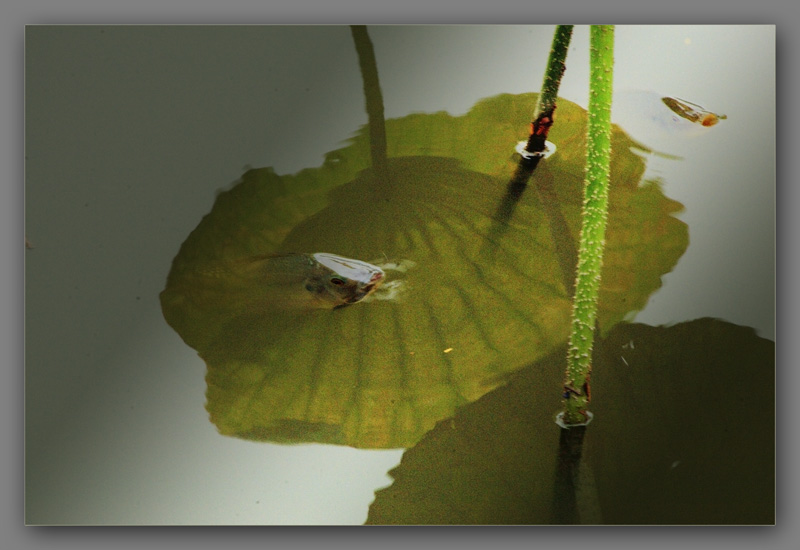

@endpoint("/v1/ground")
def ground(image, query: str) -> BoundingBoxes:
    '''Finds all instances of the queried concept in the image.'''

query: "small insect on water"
[661,96,727,127]
[612,91,728,154]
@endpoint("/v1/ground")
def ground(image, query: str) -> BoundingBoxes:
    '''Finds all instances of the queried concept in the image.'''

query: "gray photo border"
[5,0,794,549]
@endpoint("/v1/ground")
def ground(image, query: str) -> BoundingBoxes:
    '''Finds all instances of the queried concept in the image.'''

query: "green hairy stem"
[561,25,615,426]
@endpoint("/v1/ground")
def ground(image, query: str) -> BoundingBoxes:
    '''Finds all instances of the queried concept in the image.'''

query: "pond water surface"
[25,25,774,524]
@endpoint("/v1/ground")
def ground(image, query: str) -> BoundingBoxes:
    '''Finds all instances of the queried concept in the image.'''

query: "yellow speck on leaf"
[443,348,453,353]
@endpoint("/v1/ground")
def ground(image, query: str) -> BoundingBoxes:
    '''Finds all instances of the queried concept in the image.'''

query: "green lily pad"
[160,93,688,448]
[365,319,774,525]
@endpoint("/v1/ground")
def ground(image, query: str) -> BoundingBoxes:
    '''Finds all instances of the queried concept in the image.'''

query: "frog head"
[305,252,385,308]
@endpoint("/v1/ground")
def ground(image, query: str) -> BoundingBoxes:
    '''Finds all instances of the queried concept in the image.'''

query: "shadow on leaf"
[161,94,688,448]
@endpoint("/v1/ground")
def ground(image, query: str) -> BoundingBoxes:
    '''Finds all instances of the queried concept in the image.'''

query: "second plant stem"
[561,25,615,426]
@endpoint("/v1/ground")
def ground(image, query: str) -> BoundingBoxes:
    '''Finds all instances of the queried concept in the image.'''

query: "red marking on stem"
[531,112,555,137]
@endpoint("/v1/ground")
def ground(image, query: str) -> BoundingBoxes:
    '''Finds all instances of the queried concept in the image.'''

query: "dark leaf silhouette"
[365,319,774,524]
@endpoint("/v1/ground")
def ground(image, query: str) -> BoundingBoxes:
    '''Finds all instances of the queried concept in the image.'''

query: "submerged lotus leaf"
[365,319,774,525]
[160,93,688,448]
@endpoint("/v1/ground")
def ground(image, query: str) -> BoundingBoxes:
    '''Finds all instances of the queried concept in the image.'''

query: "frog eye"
[330,277,347,286]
